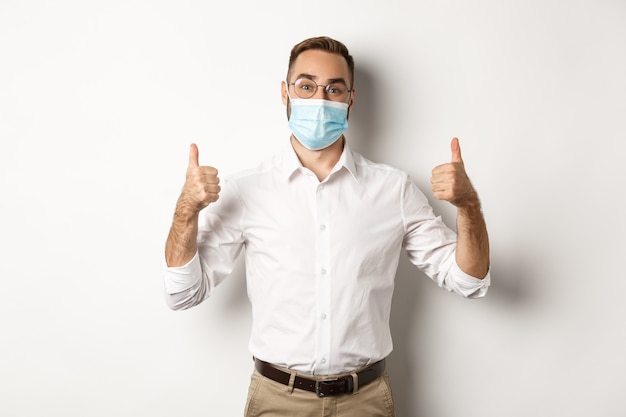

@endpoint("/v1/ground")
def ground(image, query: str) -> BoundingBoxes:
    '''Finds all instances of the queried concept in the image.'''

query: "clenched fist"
[430,138,479,209]
[177,143,221,215]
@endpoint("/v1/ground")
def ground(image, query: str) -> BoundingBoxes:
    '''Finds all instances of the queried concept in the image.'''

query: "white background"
[1,1,625,416]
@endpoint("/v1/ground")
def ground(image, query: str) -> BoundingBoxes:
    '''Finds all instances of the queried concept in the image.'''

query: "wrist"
[458,193,481,213]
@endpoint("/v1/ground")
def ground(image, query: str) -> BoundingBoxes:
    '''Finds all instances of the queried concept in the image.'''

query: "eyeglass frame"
[286,77,354,103]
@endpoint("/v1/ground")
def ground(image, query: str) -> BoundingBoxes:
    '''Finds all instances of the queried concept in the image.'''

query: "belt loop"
[287,372,296,394]
[350,372,359,395]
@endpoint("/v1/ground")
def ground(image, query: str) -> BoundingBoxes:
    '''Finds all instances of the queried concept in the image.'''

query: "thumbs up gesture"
[178,143,221,214]
[431,138,478,208]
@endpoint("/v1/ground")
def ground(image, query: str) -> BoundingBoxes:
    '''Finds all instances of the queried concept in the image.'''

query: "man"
[163,36,490,417]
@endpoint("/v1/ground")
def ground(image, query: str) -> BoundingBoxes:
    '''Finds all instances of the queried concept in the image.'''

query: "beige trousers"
[244,369,395,417]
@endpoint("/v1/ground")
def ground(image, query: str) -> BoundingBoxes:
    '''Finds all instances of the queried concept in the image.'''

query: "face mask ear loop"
[285,82,293,121]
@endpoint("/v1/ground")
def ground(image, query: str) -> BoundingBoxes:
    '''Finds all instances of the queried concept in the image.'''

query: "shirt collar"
[280,140,358,182]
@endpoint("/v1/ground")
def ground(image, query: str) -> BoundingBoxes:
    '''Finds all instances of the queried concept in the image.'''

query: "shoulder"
[349,150,429,203]
[351,151,409,181]
[221,151,287,193]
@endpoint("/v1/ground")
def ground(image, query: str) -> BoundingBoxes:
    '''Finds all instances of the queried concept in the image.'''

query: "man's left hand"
[430,137,479,208]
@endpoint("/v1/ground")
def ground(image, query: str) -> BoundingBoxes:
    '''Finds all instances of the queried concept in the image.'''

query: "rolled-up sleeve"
[163,251,203,294]
[446,260,490,298]
[162,252,209,310]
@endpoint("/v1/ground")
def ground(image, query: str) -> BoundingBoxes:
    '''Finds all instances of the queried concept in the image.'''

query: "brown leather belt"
[254,358,386,397]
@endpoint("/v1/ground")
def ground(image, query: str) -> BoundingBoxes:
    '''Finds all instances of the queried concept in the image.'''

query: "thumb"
[450,137,463,163]
[188,143,200,168]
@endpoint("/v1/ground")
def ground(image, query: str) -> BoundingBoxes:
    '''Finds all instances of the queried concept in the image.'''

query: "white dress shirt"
[163,142,490,375]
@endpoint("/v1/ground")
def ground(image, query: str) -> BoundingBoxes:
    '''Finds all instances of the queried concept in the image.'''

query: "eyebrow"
[294,73,348,86]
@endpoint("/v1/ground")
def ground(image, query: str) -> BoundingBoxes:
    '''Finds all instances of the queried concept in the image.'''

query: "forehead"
[290,49,351,82]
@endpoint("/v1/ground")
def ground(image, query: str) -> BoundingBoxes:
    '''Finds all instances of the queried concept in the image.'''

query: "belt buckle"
[315,378,340,398]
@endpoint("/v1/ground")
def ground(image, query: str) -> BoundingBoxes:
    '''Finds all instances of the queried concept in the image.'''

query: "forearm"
[455,200,490,279]
[165,199,200,267]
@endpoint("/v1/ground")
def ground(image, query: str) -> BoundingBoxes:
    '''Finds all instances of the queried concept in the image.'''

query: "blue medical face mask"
[287,98,349,151]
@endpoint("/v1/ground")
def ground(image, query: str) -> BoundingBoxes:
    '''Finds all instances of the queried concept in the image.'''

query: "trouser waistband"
[254,358,386,398]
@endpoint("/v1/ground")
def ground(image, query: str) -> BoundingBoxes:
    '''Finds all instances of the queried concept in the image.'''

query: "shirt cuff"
[162,252,202,294]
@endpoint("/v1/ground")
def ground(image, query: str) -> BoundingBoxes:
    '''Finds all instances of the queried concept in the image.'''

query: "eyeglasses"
[288,78,352,102]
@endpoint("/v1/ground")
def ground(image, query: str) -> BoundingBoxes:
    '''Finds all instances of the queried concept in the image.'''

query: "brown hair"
[286,36,355,88]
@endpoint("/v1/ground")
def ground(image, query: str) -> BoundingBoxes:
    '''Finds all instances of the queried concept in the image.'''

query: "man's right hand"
[177,143,221,215]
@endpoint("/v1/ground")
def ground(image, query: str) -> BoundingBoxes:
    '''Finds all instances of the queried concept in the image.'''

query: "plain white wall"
[1,0,625,416]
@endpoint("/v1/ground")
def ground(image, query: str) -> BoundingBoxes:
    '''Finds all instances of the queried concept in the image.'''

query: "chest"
[240,177,404,254]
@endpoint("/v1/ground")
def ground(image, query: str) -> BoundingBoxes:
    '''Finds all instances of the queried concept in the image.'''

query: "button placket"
[314,182,331,374]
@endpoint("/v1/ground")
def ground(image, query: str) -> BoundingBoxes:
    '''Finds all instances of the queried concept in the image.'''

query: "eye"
[327,84,346,95]
[296,79,315,91]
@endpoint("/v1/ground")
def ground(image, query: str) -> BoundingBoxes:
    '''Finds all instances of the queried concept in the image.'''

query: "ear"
[281,81,288,105]
[348,88,356,113]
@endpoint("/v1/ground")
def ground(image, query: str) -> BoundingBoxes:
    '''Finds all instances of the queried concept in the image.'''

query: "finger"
[431,162,454,175]
[451,137,463,163]
[188,143,200,168]
[202,171,220,183]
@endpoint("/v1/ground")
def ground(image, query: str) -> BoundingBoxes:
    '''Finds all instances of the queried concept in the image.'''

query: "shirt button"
[321,313,327,320]
[320,224,326,231]
[321,358,326,364]
[321,268,327,275]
